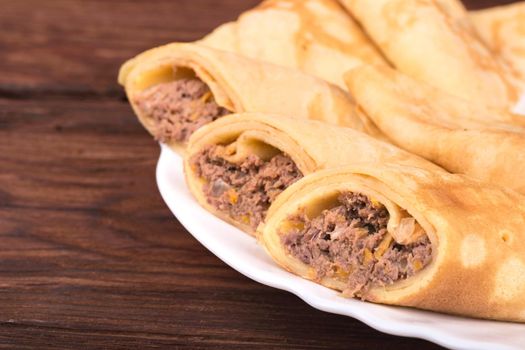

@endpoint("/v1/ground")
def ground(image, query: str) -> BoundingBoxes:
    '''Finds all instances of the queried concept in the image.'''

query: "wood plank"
[0,0,259,96]
[464,0,517,8]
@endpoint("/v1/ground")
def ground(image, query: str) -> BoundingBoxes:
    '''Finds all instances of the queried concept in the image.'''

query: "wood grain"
[0,0,260,97]
[0,0,517,348]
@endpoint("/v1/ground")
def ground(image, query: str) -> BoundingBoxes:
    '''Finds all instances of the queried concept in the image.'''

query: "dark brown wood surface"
[0,1,515,349]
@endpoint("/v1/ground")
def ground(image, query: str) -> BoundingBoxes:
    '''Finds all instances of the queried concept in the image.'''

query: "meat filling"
[282,193,432,298]
[192,145,304,230]
[134,78,230,143]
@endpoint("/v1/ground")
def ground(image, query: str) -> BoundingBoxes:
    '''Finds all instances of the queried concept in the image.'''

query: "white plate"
[156,144,525,350]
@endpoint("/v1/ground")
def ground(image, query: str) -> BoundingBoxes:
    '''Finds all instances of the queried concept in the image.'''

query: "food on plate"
[118,0,525,324]
[260,164,525,321]
[184,113,441,234]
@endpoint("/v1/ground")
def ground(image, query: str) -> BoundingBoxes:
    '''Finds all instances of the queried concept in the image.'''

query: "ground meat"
[133,78,230,143]
[282,193,432,298]
[191,145,303,230]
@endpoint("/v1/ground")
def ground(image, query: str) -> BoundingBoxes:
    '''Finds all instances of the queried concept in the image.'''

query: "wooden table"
[0,1,515,348]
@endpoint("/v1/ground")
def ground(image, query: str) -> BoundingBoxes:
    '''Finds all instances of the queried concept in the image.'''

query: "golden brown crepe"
[260,164,525,322]
[345,64,525,194]
[118,42,380,154]
[470,2,525,87]
[340,0,520,108]
[184,113,442,235]
[200,0,388,89]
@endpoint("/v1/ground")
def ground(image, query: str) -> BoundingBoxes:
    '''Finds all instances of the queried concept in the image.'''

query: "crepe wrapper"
[260,164,525,322]
[340,0,520,108]
[470,2,525,88]
[200,0,387,89]
[345,64,525,194]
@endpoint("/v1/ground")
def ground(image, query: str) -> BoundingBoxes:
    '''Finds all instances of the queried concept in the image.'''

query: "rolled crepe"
[260,164,525,322]
[470,2,525,86]
[184,113,442,235]
[340,0,520,108]
[345,65,525,194]
[200,0,388,89]
[118,43,377,154]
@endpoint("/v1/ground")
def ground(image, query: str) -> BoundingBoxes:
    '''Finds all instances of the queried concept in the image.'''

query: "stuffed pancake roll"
[345,65,525,194]
[260,165,525,322]
[340,0,520,108]
[118,43,374,154]
[184,113,441,235]
[200,0,388,89]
